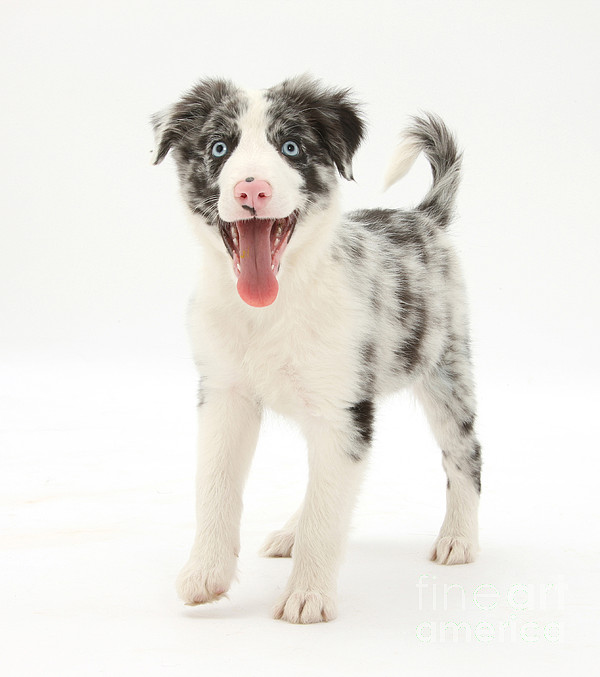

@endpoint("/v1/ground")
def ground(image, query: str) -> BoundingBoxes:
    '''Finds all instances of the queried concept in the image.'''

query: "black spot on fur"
[350,208,397,227]
[187,168,221,221]
[394,273,416,322]
[395,302,427,373]
[350,399,374,444]
[431,348,475,426]
[347,399,374,461]
[351,209,430,264]
[362,342,375,364]
[342,237,365,262]
[370,279,382,312]
[461,417,475,436]
[469,442,482,493]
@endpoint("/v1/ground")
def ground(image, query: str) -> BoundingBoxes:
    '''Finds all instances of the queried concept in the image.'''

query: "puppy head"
[152,76,365,307]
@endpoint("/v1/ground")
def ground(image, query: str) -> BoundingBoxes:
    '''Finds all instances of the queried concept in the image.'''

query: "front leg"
[274,404,371,623]
[177,387,261,605]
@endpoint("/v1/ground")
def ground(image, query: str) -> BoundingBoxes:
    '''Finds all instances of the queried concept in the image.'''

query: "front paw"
[176,555,236,606]
[273,589,337,624]
[430,535,478,565]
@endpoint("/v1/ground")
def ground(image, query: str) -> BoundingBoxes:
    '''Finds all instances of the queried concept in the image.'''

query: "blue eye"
[212,141,228,158]
[281,140,300,157]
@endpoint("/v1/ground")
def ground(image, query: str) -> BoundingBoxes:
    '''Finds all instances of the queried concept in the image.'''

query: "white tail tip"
[382,138,422,191]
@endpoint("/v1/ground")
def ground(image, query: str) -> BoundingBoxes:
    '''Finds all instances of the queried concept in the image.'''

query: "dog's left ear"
[273,76,366,181]
[314,86,366,181]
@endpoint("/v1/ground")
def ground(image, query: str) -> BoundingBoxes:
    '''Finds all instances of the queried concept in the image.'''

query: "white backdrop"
[1,1,599,675]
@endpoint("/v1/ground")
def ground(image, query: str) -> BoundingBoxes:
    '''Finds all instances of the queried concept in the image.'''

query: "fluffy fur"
[152,75,481,624]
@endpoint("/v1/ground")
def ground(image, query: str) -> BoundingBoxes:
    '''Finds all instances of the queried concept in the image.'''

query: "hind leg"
[415,346,481,565]
[260,506,301,558]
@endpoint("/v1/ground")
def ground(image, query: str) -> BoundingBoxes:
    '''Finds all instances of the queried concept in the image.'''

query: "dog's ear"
[315,86,365,181]
[151,105,176,165]
[151,78,238,166]
[275,76,366,180]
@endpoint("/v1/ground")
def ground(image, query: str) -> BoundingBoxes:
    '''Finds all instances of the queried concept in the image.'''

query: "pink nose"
[234,179,272,212]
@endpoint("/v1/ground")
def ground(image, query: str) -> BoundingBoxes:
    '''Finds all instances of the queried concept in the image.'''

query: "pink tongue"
[236,219,278,307]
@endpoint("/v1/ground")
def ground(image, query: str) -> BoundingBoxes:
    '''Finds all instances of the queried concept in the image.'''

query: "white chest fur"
[188,248,365,422]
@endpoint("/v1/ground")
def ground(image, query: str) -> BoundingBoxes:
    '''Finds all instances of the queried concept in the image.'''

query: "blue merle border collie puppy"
[152,75,481,624]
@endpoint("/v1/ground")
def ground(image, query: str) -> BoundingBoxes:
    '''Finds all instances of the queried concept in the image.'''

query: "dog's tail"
[383,114,462,229]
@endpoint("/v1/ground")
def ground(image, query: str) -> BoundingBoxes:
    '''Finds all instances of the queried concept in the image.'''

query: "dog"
[151,75,481,624]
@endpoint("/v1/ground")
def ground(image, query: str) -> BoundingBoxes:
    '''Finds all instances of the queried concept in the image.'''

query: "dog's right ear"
[151,106,176,165]
[151,78,239,166]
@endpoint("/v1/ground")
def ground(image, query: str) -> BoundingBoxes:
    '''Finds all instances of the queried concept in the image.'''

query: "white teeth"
[271,264,275,270]
[236,263,241,272]
[274,238,281,248]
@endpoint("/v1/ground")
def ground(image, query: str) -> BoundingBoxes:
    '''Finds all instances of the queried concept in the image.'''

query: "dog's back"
[335,113,468,399]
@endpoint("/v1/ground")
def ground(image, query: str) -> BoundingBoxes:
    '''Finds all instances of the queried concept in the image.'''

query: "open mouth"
[219,211,298,307]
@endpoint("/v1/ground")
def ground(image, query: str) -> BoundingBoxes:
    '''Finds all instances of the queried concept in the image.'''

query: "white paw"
[430,536,478,565]
[260,528,295,558]
[273,590,337,624]
[176,556,236,606]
